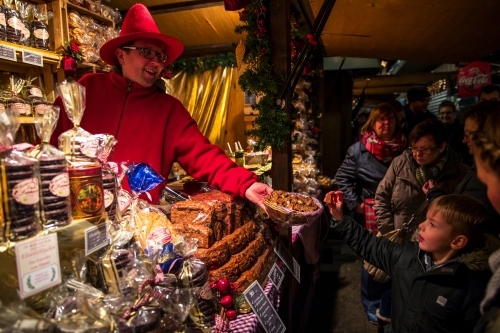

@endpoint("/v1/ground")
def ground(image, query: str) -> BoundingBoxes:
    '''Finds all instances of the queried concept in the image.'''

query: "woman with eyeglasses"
[333,103,406,326]
[423,101,500,236]
[374,119,469,238]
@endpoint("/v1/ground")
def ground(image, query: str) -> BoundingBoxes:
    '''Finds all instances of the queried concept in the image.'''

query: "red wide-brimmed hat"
[99,4,184,66]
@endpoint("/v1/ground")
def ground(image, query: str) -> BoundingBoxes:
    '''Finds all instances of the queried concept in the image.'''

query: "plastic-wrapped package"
[0,107,41,243]
[29,105,72,229]
[68,10,84,29]
[31,4,51,50]
[4,0,22,44]
[8,95,29,116]
[56,80,104,222]
[0,5,6,41]
[0,301,56,332]
[16,0,33,46]
[94,134,119,223]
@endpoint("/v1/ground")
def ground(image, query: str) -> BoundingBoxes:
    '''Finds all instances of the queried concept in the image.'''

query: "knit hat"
[99,4,184,67]
[406,86,431,103]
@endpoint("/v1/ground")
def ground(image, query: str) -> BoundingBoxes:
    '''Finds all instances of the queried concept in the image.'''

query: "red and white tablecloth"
[212,280,281,333]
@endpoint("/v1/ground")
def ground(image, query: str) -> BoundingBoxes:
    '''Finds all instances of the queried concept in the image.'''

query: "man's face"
[479,91,500,102]
[410,97,430,113]
[115,38,165,87]
[439,106,456,124]
[463,118,479,154]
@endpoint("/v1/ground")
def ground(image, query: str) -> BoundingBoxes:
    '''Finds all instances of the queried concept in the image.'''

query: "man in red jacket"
[51,4,272,207]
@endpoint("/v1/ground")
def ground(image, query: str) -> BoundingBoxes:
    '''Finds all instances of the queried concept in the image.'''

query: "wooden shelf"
[18,116,35,124]
[65,0,114,26]
[0,40,62,66]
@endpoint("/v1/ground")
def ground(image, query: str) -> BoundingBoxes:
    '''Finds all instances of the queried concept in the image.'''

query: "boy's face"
[418,209,457,255]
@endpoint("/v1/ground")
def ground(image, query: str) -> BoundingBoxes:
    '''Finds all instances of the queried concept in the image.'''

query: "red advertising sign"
[458,61,491,97]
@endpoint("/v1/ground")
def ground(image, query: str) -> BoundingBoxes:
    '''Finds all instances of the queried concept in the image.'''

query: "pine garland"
[172,52,236,75]
[235,0,288,151]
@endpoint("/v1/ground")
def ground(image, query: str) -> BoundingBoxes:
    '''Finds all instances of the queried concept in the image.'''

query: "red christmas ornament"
[261,5,267,11]
[312,126,319,134]
[260,48,265,56]
[217,279,230,293]
[220,295,233,309]
[254,9,259,14]
[226,310,237,320]
[258,19,264,26]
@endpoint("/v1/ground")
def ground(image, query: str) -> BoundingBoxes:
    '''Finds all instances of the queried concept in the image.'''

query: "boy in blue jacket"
[325,192,500,333]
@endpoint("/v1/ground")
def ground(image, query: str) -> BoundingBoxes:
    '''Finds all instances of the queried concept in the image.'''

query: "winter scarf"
[415,148,449,186]
[362,130,407,163]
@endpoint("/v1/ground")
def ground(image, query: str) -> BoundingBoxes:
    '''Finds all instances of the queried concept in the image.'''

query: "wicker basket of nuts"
[263,190,323,226]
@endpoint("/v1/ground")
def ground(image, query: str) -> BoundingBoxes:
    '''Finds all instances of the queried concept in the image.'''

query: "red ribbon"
[307,34,317,48]
[122,265,164,319]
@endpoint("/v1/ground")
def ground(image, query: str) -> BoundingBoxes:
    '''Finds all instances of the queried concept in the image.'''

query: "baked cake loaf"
[225,220,257,255]
[236,243,275,292]
[209,232,266,282]
[195,239,230,269]
[173,223,214,248]
[191,191,235,235]
[171,200,216,227]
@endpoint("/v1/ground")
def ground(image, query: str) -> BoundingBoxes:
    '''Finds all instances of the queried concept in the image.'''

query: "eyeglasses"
[376,115,396,122]
[463,131,476,140]
[121,47,168,63]
[409,146,439,155]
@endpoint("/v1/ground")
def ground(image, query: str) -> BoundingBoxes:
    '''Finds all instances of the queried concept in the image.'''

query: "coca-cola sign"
[458,61,491,97]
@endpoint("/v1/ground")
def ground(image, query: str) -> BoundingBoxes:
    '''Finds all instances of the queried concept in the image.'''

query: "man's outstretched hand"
[245,182,273,211]
[324,191,344,221]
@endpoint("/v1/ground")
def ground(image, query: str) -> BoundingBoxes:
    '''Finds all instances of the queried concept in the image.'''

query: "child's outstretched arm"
[324,191,406,275]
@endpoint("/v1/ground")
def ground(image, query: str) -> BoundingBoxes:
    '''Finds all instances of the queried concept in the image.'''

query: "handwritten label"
[22,50,43,67]
[80,138,98,157]
[49,173,70,197]
[12,178,39,205]
[268,263,285,289]
[243,281,286,333]
[104,190,114,208]
[16,233,61,299]
[85,223,108,256]
[0,44,16,62]
[274,239,300,283]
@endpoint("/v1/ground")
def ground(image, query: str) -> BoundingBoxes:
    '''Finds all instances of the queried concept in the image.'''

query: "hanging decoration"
[235,40,246,70]
[171,52,236,75]
[235,0,288,151]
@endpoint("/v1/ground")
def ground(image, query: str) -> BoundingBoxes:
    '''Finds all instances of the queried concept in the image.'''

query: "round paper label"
[11,102,25,115]
[146,227,172,245]
[33,29,48,40]
[104,190,114,208]
[0,13,6,27]
[200,281,213,300]
[35,104,47,115]
[117,195,131,212]
[49,173,70,197]
[29,87,43,97]
[12,178,39,205]
[80,138,98,157]
[7,17,20,30]
[21,27,30,38]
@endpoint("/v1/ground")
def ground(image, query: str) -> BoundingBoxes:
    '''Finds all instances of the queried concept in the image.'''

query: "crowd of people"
[328,84,500,333]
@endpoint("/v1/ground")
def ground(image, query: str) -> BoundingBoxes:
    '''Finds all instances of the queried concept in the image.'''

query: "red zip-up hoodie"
[51,72,257,203]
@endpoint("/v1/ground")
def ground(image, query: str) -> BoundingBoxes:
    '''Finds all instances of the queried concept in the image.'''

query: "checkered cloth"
[212,280,281,333]
[364,198,378,235]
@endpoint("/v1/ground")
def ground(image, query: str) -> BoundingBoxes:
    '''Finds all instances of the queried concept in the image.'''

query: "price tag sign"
[22,50,43,67]
[274,239,300,283]
[15,233,61,299]
[268,263,285,289]
[243,281,286,333]
[0,44,16,62]
[85,223,108,256]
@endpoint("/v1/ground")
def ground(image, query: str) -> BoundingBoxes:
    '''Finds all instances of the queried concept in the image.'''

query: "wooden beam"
[181,43,236,58]
[121,0,224,17]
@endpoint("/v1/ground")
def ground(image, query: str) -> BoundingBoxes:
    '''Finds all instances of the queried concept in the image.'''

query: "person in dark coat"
[438,100,471,164]
[334,103,406,324]
[424,101,500,237]
[402,85,437,138]
[325,192,499,333]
